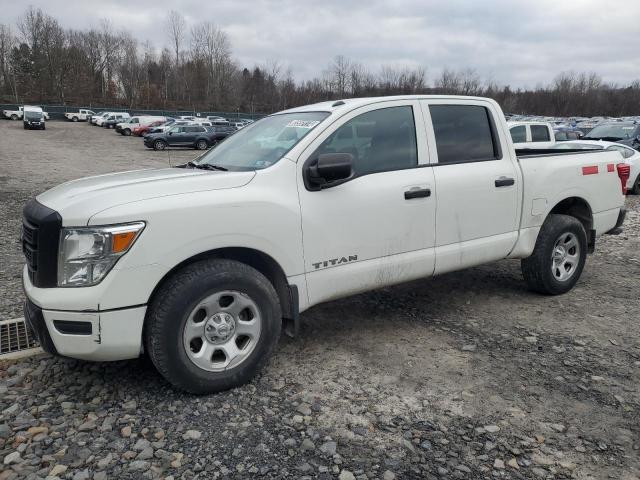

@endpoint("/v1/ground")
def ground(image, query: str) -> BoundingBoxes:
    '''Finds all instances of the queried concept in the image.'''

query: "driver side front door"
[297,101,437,306]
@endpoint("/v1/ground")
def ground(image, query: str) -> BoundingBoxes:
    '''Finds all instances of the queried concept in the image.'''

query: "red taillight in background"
[616,163,630,194]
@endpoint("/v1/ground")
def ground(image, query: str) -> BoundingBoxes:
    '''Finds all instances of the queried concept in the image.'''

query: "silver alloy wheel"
[551,232,580,282]
[182,290,262,372]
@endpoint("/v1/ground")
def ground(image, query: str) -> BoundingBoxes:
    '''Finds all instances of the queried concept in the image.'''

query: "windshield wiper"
[192,162,228,171]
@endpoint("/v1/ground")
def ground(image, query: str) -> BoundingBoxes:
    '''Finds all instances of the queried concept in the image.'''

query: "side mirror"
[305,153,354,190]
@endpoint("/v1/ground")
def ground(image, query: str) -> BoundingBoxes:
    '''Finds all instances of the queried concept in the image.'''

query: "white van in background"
[23,106,46,130]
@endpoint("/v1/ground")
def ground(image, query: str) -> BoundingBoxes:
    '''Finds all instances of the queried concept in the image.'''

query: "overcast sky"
[2,0,639,88]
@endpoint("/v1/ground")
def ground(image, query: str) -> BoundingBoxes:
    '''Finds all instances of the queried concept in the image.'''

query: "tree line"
[1,6,639,117]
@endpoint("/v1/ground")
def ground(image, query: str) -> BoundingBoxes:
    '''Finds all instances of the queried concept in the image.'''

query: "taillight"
[617,163,630,194]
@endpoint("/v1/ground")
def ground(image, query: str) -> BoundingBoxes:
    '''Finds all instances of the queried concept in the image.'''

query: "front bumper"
[23,298,146,361]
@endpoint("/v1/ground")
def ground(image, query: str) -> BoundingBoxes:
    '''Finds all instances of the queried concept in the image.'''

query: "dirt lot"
[0,120,638,480]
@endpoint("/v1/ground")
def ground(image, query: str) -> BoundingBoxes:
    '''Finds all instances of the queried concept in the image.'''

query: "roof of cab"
[276,95,496,115]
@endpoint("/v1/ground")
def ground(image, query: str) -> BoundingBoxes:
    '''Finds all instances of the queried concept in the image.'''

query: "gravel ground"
[0,120,639,480]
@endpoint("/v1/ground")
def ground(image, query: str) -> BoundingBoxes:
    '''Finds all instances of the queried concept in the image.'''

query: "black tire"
[630,175,640,195]
[195,139,208,150]
[521,214,587,295]
[123,128,131,136]
[72,116,78,122]
[145,259,282,394]
[41,125,45,130]
[153,139,167,150]
[23,124,27,129]
[11,114,18,120]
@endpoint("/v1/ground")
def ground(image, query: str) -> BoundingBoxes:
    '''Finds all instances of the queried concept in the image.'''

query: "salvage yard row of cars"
[80,110,252,150]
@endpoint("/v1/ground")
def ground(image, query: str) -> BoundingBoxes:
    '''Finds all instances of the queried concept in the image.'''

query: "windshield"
[584,124,637,139]
[25,111,42,120]
[194,112,329,171]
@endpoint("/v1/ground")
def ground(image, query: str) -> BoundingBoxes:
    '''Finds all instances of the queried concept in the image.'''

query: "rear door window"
[429,105,501,164]
[531,125,551,142]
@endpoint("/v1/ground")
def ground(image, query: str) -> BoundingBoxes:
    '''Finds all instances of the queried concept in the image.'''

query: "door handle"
[495,177,515,187]
[404,188,431,200]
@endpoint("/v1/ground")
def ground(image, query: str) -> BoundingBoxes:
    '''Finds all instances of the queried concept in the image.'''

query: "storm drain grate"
[0,318,39,356]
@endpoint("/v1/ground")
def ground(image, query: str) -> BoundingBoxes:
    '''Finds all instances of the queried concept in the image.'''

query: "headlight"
[58,222,145,287]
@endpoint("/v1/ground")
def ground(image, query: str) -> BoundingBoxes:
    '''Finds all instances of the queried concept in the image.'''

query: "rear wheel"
[630,175,640,195]
[145,259,281,393]
[521,214,587,295]
[153,139,167,151]
[196,139,208,150]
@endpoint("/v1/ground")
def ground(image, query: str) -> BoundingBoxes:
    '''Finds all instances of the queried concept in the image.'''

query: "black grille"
[22,199,62,288]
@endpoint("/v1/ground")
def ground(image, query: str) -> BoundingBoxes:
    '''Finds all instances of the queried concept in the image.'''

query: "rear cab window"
[530,125,551,142]
[429,104,502,164]
[510,125,526,143]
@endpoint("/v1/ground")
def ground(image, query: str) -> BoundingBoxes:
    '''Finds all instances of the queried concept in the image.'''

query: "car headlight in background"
[58,222,145,287]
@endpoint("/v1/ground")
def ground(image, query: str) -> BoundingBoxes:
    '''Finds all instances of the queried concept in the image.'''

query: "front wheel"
[521,214,587,295]
[145,259,282,394]
[195,139,208,150]
[123,128,131,136]
[10,114,18,120]
[153,139,167,150]
[72,116,78,122]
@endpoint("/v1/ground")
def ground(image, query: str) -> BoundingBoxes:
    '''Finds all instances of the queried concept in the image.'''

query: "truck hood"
[37,167,256,225]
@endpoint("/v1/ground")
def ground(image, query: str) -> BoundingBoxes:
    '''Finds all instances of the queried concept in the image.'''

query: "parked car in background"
[95,112,128,127]
[556,140,640,194]
[144,124,231,150]
[132,120,166,137]
[115,116,167,135]
[3,105,50,121]
[507,121,555,149]
[146,120,192,135]
[554,127,583,141]
[64,109,95,122]
[90,112,110,125]
[23,106,46,130]
[102,112,131,129]
[582,122,640,149]
[87,111,104,124]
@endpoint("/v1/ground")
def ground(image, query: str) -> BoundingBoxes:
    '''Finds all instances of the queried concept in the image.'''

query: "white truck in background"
[64,109,96,122]
[3,105,50,121]
[22,95,627,394]
[508,121,555,149]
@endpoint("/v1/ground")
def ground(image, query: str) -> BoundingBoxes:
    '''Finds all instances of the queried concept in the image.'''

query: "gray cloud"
[2,0,638,88]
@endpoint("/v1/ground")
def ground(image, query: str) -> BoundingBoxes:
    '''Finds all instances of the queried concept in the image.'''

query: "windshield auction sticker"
[286,120,320,129]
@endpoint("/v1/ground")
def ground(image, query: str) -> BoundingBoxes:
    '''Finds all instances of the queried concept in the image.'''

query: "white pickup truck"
[3,105,50,121]
[64,109,95,122]
[22,95,627,393]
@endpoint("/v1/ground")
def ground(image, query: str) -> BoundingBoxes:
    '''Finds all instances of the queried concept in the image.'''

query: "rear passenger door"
[298,101,437,306]
[421,100,520,274]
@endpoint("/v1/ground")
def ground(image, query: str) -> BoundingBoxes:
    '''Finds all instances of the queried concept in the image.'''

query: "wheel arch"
[145,247,296,332]
[547,196,594,251]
